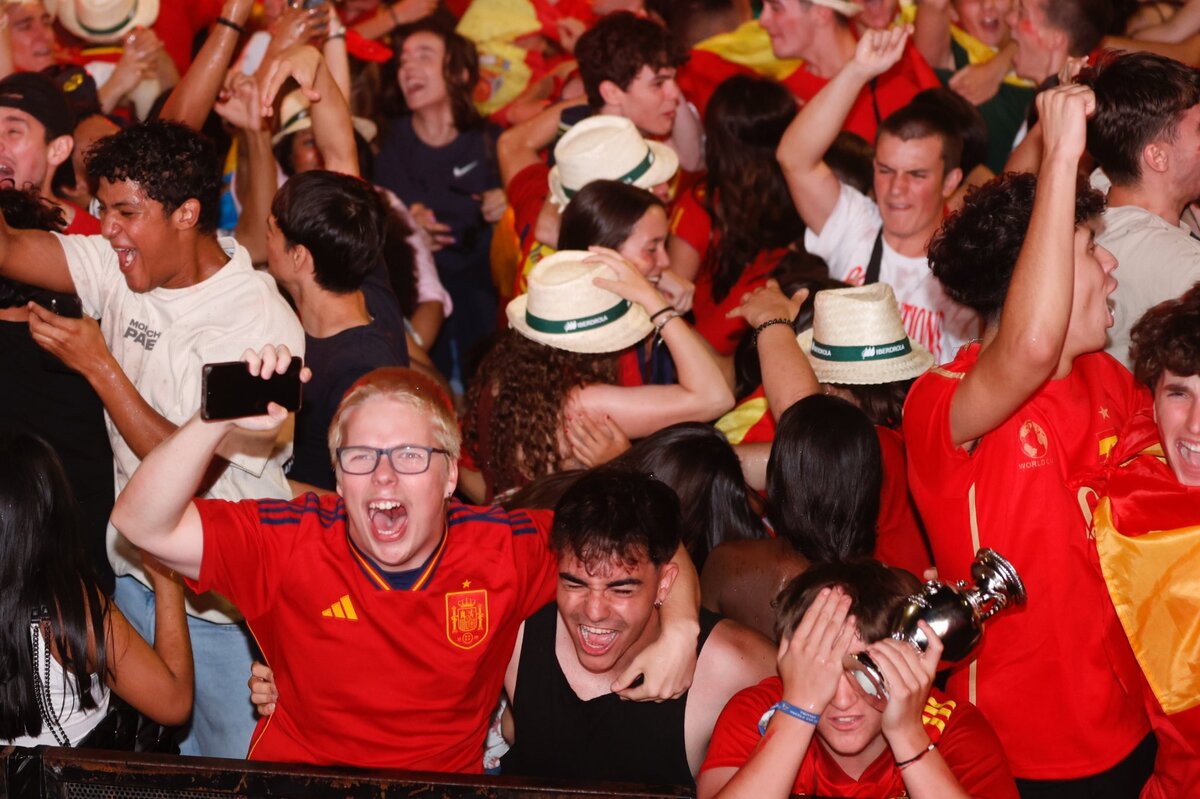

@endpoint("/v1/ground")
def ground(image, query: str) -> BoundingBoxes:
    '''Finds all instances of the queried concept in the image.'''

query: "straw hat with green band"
[796,283,934,385]
[273,89,378,147]
[547,115,679,210]
[507,250,654,354]
[54,0,160,44]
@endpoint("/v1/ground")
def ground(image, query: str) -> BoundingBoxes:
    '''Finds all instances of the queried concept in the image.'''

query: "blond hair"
[328,368,462,469]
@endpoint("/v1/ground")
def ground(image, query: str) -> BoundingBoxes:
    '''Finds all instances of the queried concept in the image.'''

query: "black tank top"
[501,602,723,788]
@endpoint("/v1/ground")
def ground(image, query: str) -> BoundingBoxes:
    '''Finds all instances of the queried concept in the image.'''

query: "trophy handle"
[972,548,1027,612]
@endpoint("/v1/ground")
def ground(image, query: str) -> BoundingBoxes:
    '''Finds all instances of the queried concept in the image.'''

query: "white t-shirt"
[1097,203,1200,368]
[59,234,306,622]
[2,625,110,747]
[805,184,981,364]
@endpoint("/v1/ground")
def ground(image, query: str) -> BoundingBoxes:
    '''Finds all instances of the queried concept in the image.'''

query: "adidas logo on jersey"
[321,594,358,621]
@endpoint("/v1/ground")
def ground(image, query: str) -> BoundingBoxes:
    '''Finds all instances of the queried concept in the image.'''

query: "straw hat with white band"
[507,250,654,354]
[547,115,679,210]
[796,283,933,385]
[54,0,159,44]
[272,89,379,146]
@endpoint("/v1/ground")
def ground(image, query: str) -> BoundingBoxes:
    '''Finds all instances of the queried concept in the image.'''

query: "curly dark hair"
[463,330,619,498]
[575,12,685,108]
[84,120,221,233]
[1130,282,1200,389]
[929,172,1106,322]
[703,75,802,303]
[1078,51,1200,186]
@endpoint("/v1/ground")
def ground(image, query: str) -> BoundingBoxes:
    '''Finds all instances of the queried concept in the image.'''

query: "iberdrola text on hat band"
[810,337,912,362]
[525,300,632,334]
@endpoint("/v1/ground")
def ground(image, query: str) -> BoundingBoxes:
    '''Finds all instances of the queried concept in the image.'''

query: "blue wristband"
[757,700,820,735]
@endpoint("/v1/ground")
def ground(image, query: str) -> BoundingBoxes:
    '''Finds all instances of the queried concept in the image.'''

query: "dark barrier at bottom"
[2,747,694,799]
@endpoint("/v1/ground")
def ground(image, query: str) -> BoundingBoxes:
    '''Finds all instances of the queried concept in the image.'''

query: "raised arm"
[109,346,301,579]
[104,556,195,724]
[322,8,352,102]
[577,248,734,437]
[158,0,254,129]
[1124,0,1200,43]
[0,212,74,292]
[778,26,912,235]
[1102,32,1200,65]
[912,0,954,70]
[731,281,819,416]
[215,73,275,264]
[947,84,1092,447]
[259,45,358,176]
[350,0,437,41]
[498,97,584,187]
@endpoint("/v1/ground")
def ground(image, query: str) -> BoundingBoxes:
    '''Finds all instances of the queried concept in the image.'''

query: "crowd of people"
[1,0,1199,797]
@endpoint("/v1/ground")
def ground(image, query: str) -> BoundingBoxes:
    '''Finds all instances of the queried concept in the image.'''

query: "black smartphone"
[30,291,83,318]
[201,357,303,421]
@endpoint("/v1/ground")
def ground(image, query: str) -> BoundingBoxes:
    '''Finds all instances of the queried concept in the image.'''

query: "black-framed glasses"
[335,445,449,475]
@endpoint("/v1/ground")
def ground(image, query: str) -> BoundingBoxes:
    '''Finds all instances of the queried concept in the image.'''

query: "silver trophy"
[844,548,1026,709]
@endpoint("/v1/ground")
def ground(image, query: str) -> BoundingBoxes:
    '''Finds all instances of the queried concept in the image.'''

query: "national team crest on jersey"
[445,589,489,649]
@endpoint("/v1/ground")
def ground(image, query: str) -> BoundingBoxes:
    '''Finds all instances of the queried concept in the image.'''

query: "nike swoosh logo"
[452,162,478,179]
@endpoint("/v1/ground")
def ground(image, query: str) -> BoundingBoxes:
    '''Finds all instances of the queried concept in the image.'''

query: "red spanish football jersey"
[189,495,556,772]
[903,344,1152,779]
[701,676,1017,797]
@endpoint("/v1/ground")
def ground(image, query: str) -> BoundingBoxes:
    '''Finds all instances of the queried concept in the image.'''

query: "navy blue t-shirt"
[374,117,502,383]
[288,267,410,490]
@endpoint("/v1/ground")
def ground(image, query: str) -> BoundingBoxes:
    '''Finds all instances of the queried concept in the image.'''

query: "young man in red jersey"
[903,82,1155,795]
[1075,286,1200,798]
[697,560,1017,798]
[111,362,700,771]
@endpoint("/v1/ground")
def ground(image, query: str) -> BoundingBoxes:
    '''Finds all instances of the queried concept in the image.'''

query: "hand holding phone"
[202,355,304,421]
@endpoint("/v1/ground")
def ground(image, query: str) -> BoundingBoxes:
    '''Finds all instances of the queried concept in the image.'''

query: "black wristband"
[216,16,246,35]
[752,317,791,346]
[895,741,936,769]
[648,306,674,323]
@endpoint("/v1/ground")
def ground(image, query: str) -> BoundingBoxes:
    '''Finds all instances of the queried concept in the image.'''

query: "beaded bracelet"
[895,741,937,770]
[752,317,791,346]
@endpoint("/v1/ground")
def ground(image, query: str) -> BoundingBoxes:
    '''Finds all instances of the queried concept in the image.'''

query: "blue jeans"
[113,576,259,758]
